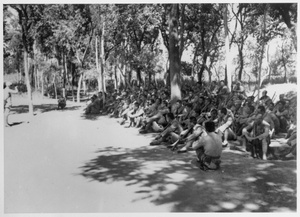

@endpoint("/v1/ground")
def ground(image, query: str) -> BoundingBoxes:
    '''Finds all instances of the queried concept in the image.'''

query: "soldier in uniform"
[4,81,18,127]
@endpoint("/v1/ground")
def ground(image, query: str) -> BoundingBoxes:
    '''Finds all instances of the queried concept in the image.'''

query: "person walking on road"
[4,81,18,127]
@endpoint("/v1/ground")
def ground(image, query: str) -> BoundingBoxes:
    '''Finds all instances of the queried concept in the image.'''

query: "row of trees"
[3,3,297,115]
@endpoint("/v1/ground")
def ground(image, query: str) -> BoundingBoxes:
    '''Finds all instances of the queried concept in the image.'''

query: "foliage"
[181,61,193,76]
[3,3,297,97]
[13,82,27,93]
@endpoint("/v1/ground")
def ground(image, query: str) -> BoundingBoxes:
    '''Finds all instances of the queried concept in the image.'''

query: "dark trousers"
[196,147,221,170]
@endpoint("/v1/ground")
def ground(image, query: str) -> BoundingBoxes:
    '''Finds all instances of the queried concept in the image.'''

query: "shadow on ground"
[11,104,81,114]
[8,121,24,126]
[79,145,297,212]
[80,113,108,121]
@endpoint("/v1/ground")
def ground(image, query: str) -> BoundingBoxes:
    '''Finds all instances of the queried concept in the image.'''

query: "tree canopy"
[3,3,297,103]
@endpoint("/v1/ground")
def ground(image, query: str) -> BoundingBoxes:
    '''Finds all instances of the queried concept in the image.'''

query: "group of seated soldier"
[84,91,104,115]
[84,80,297,166]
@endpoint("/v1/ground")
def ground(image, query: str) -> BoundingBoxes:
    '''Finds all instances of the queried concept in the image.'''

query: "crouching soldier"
[58,96,66,109]
[192,121,222,171]
[242,118,271,160]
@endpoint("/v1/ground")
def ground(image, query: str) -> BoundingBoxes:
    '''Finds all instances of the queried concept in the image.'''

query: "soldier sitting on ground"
[85,94,99,114]
[274,100,289,133]
[216,107,236,147]
[196,108,218,126]
[149,112,183,146]
[139,99,170,134]
[192,121,222,171]
[126,102,145,128]
[172,116,205,153]
[58,96,66,110]
[282,125,297,160]
[242,117,271,160]
[85,92,104,115]
[259,90,271,106]
[171,99,185,118]
[232,81,246,99]
[178,102,197,128]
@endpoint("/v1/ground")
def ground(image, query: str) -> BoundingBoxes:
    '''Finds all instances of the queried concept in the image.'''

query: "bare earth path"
[4,99,297,213]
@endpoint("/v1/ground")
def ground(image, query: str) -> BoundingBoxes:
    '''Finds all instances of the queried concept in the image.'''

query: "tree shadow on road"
[8,121,24,127]
[80,113,109,121]
[11,104,81,114]
[79,145,297,212]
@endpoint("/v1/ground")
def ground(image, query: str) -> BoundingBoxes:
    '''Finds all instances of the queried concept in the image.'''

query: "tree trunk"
[136,67,142,87]
[283,64,287,83]
[192,43,201,77]
[77,73,83,103]
[17,63,21,82]
[65,55,68,98]
[148,71,152,88]
[204,64,214,84]
[127,65,132,88]
[62,52,67,98]
[223,3,232,91]
[33,41,38,92]
[197,66,205,86]
[41,70,44,99]
[168,4,182,104]
[283,59,287,83]
[224,68,228,85]
[267,45,272,81]
[257,7,267,100]
[71,76,74,102]
[237,46,244,81]
[71,62,75,102]
[34,67,38,92]
[30,62,34,89]
[114,64,118,90]
[197,53,208,86]
[100,22,106,103]
[37,69,40,90]
[83,79,87,95]
[281,42,288,83]
[95,36,102,92]
[24,50,34,116]
[118,62,126,88]
[53,74,57,100]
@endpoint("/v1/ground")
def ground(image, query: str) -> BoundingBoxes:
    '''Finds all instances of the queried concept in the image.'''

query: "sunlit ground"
[4,93,297,213]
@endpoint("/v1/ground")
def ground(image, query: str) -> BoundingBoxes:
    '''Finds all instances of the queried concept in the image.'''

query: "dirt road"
[3,99,297,213]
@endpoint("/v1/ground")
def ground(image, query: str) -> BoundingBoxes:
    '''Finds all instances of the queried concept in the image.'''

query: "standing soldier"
[4,81,18,127]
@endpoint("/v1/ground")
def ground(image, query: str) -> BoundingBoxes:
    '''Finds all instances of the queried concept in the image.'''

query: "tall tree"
[231,3,251,81]
[269,3,297,51]
[223,3,232,91]
[187,4,222,85]
[10,5,43,116]
[168,4,182,103]
[257,4,268,100]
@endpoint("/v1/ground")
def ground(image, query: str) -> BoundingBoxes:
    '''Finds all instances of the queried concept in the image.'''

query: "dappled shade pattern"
[80,146,296,212]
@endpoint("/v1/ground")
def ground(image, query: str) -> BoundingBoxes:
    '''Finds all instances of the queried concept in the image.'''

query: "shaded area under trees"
[3,3,297,114]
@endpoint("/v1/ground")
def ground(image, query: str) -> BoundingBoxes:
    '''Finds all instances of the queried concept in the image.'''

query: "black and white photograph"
[1,1,298,215]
